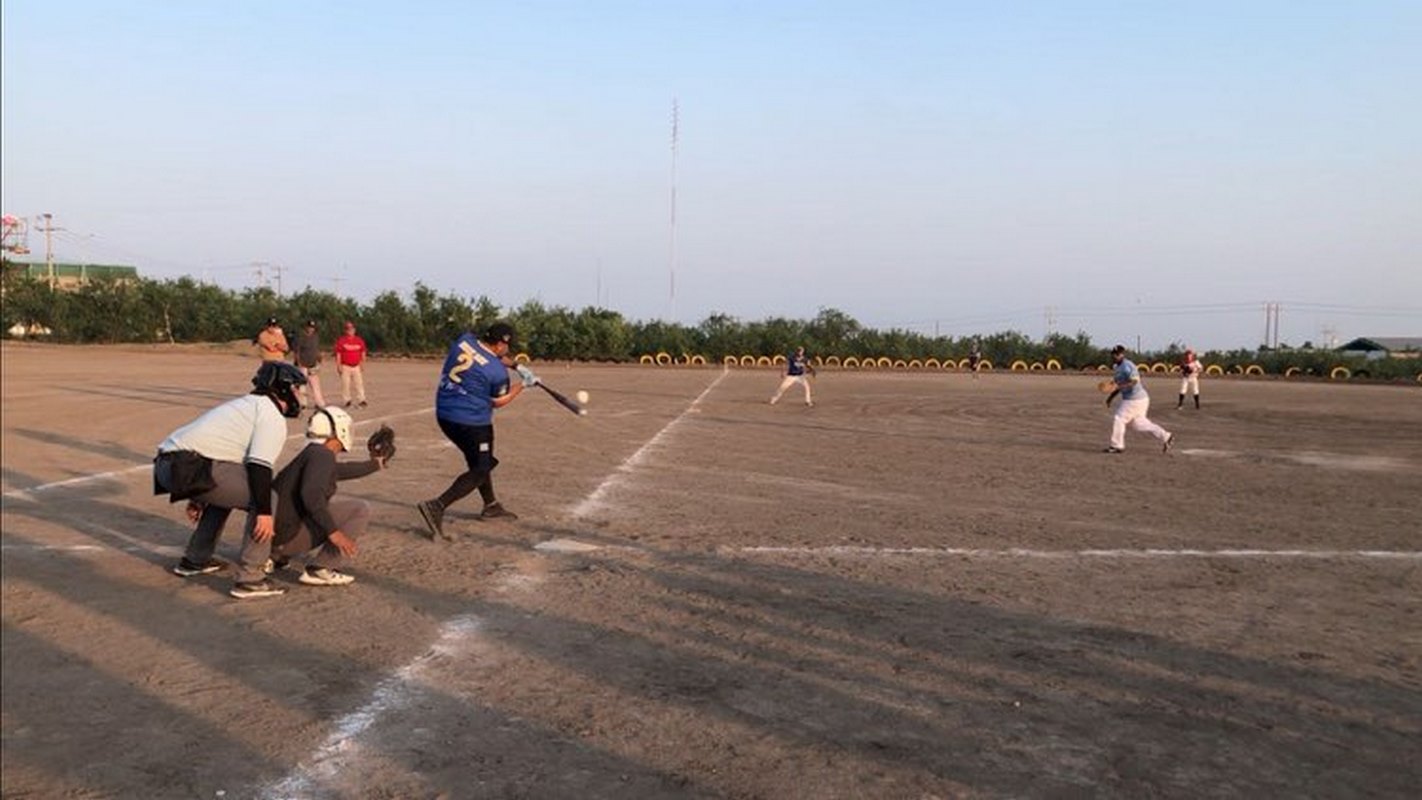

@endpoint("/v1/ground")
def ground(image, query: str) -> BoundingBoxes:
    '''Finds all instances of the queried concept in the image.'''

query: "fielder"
[229,408,394,599]
[967,342,982,379]
[1102,345,1174,454]
[154,362,306,581]
[1177,348,1202,410]
[769,346,816,407]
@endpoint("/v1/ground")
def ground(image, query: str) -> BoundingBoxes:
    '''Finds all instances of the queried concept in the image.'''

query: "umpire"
[416,322,533,539]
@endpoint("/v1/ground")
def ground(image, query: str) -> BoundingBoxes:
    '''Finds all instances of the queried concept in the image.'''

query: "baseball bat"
[536,382,587,416]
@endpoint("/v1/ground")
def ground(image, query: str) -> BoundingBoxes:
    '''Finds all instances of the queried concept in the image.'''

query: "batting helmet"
[307,406,354,451]
[251,361,307,418]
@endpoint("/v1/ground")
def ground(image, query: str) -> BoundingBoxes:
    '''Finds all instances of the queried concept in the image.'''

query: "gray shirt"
[295,331,322,368]
[272,442,379,547]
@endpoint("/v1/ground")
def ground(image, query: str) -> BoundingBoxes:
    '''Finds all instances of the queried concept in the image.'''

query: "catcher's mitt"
[1097,379,1117,394]
[367,424,396,463]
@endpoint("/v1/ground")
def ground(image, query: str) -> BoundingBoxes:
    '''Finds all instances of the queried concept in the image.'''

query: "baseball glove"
[1097,379,1116,394]
[367,424,396,463]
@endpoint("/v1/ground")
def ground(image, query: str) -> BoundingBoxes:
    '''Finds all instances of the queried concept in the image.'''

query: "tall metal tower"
[668,98,679,320]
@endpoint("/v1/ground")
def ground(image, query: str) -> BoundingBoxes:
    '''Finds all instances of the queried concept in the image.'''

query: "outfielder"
[769,346,816,407]
[1102,344,1174,454]
[1177,349,1202,410]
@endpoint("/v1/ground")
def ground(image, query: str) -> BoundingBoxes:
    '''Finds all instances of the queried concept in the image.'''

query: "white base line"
[571,369,728,519]
[261,615,482,799]
[1,406,433,501]
[734,546,1422,560]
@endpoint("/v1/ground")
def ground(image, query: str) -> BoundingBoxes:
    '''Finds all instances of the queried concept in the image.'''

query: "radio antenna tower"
[668,97,679,320]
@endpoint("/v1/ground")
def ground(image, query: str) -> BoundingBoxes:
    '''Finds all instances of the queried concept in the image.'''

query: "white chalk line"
[732,545,1422,560]
[1,406,433,501]
[571,369,729,519]
[261,614,483,800]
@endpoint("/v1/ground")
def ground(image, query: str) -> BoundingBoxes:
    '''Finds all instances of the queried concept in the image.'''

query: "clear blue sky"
[4,0,1419,350]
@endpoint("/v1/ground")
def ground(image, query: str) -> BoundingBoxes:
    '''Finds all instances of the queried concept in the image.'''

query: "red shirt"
[334,334,367,367]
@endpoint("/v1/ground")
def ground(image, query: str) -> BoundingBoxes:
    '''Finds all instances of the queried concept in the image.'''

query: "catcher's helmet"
[251,361,307,418]
[307,406,354,451]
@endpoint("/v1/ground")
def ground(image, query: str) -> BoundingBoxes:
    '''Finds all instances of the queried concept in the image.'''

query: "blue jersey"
[1115,358,1146,400]
[435,334,510,425]
[787,351,809,376]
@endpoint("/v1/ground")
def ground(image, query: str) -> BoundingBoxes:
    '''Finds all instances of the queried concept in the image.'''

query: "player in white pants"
[769,346,815,407]
[1104,345,1174,454]
[1177,349,1202,410]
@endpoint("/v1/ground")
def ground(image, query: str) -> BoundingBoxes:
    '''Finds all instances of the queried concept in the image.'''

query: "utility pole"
[271,264,287,297]
[1044,305,1058,340]
[667,97,679,320]
[39,213,60,289]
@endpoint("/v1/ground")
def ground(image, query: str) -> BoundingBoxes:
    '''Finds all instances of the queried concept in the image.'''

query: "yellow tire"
[825,355,841,367]
[756,355,772,367]
[1283,366,1300,377]
[1097,364,1110,372]
[844,356,861,369]
[924,358,940,369]
[722,355,737,366]
[655,351,673,366]
[1046,358,1062,371]
[956,358,971,370]
[772,354,787,366]
[1010,359,1028,372]
[740,355,755,367]
[979,360,994,371]
[690,354,707,366]
[893,359,908,369]
[876,356,892,368]
[1205,364,1224,376]
[1029,362,1045,371]
[1329,366,1351,380]
[514,353,531,364]
[1245,364,1265,376]
[1149,362,1167,374]
[639,354,655,365]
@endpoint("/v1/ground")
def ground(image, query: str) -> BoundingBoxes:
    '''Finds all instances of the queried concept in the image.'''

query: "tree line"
[1,271,1416,379]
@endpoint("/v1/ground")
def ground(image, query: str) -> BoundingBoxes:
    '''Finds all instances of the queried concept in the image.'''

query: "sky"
[3,0,1420,350]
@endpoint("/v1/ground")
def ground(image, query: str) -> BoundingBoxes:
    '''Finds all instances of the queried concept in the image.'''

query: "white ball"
[575,390,590,404]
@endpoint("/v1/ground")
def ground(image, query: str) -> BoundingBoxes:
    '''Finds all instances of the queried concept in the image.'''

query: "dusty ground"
[2,341,1419,799]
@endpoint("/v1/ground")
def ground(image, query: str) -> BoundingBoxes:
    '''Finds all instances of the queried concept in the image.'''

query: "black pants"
[435,418,498,508]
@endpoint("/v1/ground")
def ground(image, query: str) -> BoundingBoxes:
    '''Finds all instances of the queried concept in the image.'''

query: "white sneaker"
[299,566,355,586]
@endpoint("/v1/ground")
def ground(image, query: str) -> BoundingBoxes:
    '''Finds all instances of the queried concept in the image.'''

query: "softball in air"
[576,390,590,404]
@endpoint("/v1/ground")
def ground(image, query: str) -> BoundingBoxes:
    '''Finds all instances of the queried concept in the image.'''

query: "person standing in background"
[294,320,327,409]
[334,320,368,408]
[1178,349,1203,410]
[256,317,289,362]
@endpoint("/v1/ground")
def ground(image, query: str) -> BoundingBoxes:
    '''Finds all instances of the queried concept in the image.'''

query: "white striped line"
[1,406,433,501]
[733,546,1422,560]
[571,369,728,519]
[261,614,483,799]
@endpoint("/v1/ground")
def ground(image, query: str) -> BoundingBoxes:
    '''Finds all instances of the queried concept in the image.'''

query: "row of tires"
[631,353,1413,381]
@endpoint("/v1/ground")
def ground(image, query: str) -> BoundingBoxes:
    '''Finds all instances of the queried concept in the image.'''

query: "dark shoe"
[172,558,223,577]
[480,502,518,521]
[345,401,353,408]
[358,400,368,408]
[229,579,286,600]
[261,557,292,575]
[1102,446,1125,454]
[1163,434,1175,453]
[417,499,447,540]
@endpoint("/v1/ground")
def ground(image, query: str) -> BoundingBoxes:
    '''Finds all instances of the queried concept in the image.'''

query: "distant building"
[1,260,139,290]
[1337,337,1422,359]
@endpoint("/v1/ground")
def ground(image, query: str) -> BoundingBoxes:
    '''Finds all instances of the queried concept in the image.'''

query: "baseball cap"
[304,319,317,328]
[483,322,517,346]
[1111,344,1127,356]
[265,316,279,327]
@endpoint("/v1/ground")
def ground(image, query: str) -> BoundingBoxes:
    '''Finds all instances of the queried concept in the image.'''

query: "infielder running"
[1103,344,1174,454]
[1177,348,1202,410]
[154,362,306,582]
[416,322,530,540]
[769,346,815,407]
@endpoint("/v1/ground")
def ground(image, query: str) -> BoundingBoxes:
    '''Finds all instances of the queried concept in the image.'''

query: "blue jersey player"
[417,322,533,539]
[769,346,816,407]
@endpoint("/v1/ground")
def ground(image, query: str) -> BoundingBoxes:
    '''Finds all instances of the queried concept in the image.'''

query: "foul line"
[733,546,1422,560]
[261,615,483,799]
[571,369,729,519]
[1,406,433,502]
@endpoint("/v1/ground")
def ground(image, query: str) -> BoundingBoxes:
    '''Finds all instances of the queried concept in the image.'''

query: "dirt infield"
[3,342,1420,799]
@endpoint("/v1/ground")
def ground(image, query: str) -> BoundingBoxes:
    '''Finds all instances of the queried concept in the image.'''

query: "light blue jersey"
[1115,358,1146,400]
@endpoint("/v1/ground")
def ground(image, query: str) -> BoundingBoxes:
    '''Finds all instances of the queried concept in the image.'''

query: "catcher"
[229,409,396,598]
[769,345,817,407]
